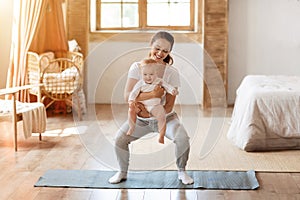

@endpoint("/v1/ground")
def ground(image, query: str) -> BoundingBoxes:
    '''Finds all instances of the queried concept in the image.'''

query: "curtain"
[29,0,68,54]
[6,0,67,101]
[6,0,47,101]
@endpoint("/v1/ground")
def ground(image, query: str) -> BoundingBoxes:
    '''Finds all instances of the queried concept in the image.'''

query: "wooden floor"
[0,104,300,200]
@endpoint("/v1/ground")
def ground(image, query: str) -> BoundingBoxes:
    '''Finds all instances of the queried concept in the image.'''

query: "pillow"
[68,39,81,52]
[61,66,79,80]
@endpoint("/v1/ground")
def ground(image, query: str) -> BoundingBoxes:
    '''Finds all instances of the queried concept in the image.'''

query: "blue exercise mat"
[34,169,259,190]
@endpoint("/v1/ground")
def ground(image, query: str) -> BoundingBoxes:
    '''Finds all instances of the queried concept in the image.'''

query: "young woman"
[109,31,194,185]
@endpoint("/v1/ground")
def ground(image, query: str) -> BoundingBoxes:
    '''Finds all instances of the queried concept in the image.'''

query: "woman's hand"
[128,101,150,118]
[128,101,140,113]
[151,85,165,98]
[135,85,164,102]
[136,102,151,118]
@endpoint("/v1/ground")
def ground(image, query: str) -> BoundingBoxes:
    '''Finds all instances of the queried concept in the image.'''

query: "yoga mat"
[34,170,259,190]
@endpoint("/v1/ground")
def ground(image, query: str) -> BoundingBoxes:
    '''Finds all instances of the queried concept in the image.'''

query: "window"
[93,0,195,31]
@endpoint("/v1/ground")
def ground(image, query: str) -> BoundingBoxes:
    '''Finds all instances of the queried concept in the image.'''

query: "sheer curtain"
[6,0,67,101]
[6,0,47,101]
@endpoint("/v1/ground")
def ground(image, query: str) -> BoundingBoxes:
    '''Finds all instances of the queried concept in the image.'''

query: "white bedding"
[227,75,300,151]
[28,67,80,94]
[43,66,79,94]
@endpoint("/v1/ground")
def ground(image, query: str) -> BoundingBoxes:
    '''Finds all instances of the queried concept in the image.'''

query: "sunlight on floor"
[32,125,89,137]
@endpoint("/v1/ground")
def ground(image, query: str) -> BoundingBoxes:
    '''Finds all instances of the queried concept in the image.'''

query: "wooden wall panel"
[66,0,89,93]
[66,0,89,57]
[203,0,228,108]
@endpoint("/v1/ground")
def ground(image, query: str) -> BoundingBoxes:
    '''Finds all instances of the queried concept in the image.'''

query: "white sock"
[178,171,194,185]
[108,171,127,184]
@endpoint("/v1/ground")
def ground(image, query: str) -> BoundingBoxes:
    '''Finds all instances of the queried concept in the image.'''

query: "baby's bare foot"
[158,136,164,144]
[126,128,134,136]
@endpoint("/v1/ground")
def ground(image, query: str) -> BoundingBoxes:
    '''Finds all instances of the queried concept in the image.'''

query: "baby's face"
[142,64,157,84]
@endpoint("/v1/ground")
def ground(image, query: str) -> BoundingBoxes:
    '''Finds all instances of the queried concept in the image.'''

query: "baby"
[126,58,178,144]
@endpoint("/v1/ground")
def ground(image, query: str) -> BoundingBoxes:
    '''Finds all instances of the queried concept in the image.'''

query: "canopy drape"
[29,0,68,53]
[6,0,68,101]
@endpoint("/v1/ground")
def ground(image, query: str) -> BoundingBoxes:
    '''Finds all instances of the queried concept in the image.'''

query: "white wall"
[228,0,300,104]
[87,35,203,105]
[0,1,13,89]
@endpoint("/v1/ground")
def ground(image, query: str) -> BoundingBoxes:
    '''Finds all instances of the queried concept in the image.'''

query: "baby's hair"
[140,58,158,66]
[139,58,159,73]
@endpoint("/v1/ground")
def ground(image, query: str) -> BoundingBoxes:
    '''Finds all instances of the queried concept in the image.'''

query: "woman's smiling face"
[150,38,172,64]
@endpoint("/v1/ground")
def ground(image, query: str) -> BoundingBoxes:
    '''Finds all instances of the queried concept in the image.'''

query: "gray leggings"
[114,112,190,172]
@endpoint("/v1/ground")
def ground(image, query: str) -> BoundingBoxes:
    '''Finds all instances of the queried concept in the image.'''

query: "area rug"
[34,169,259,190]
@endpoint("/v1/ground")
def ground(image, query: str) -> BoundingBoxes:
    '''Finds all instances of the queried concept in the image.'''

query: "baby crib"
[27,51,84,119]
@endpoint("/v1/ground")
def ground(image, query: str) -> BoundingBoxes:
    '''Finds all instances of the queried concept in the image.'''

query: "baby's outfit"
[128,78,176,112]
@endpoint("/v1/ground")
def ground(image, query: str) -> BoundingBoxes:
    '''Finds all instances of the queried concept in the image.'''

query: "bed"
[27,51,85,119]
[227,75,300,151]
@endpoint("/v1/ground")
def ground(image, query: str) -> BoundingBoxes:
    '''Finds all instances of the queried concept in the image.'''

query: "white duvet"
[227,75,300,151]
